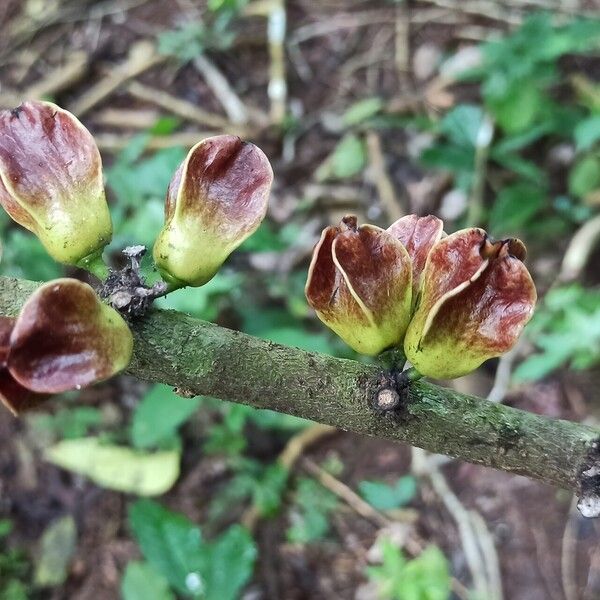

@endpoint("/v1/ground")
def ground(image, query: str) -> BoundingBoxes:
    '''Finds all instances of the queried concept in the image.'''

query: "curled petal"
[0,317,44,416]
[8,279,133,393]
[0,101,112,265]
[153,135,273,286]
[405,232,537,379]
[0,370,47,416]
[412,228,492,332]
[305,226,340,311]
[387,214,444,297]
[306,217,412,355]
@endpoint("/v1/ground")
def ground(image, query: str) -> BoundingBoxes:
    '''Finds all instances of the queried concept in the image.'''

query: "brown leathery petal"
[305,226,341,312]
[405,252,536,379]
[387,214,444,296]
[0,177,35,231]
[0,101,112,264]
[0,369,47,416]
[164,163,183,221]
[176,135,272,239]
[0,101,102,218]
[8,279,133,394]
[332,224,412,326]
[416,228,491,323]
[305,220,413,355]
[305,225,373,348]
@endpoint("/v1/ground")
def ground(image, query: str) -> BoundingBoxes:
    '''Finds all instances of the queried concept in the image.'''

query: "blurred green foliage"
[366,541,451,600]
[515,285,600,381]
[1,10,600,598]
[359,476,418,511]
[131,385,200,450]
[0,520,30,600]
[286,477,339,543]
[158,0,247,61]
[128,500,256,599]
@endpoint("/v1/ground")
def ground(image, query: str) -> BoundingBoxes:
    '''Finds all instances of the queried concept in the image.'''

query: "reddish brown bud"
[0,101,112,265]
[404,228,537,379]
[305,217,413,355]
[8,279,133,394]
[153,135,273,287]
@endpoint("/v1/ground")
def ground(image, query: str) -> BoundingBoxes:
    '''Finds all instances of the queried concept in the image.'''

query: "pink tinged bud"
[305,216,413,356]
[387,214,444,299]
[0,101,112,265]
[153,135,273,287]
[404,228,537,379]
[7,279,133,395]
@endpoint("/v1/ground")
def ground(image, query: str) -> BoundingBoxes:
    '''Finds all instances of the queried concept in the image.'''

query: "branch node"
[578,440,600,518]
[371,369,411,417]
[98,246,167,319]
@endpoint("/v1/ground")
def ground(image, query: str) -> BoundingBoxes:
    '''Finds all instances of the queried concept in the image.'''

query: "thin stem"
[466,115,494,228]
[150,279,186,298]
[77,252,109,281]
[403,366,424,382]
[378,347,406,371]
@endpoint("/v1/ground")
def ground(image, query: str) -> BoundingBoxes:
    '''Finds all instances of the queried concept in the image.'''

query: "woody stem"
[0,275,599,517]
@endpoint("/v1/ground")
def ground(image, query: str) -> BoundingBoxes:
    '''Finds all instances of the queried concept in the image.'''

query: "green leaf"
[198,525,257,600]
[359,476,417,511]
[1,580,29,600]
[252,464,288,517]
[489,81,542,133]
[420,144,475,176]
[0,229,62,281]
[29,407,103,441]
[316,134,367,181]
[440,104,484,147]
[131,385,200,449]
[400,546,451,600]
[488,183,545,236]
[129,500,204,597]
[34,516,77,588]
[121,561,175,600]
[514,284,600,381]
[287,477,338,543]
[0,519,12,539]
[367,541,451,600]
[45,438,180,496]
[129,501,256,600]
[569,155,600,198]
[575,115,600,152]
[342,97,384,127]
[491,150,545,183]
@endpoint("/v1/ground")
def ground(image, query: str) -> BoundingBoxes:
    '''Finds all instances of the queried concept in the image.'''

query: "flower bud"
[0,101,112,265]
[404,228,536,379]
[305,216,413,356]
[7,279,133,398]
[153,135,273,287]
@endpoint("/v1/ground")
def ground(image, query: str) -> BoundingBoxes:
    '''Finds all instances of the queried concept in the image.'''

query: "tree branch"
[1,276,599,516]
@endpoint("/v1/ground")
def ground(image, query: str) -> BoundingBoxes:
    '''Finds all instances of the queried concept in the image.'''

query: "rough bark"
[1,276,599,515]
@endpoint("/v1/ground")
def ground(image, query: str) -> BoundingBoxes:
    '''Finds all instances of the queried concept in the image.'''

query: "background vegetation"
[0,1,599,598]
